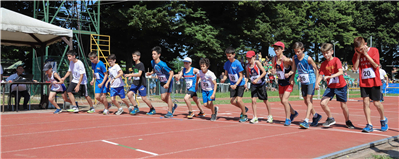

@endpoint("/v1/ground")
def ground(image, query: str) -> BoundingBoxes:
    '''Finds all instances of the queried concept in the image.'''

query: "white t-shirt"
[379,68,387,80]
[68,60,87,84]
[108,64,124,88]
[198,69,216,91]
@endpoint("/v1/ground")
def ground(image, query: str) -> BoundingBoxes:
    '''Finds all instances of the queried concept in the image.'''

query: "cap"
[183,57,192,63]
[272,41,285,49]
[246,51,256,58]
[43,63,52,71]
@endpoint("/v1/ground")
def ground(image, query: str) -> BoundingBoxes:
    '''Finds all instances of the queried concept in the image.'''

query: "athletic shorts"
[251,84,268,100]
[323,85,347,102]
[229,85,245,98]
[278,84,293,94]
[301,83,315,97]
[360,86,381,101]
[129,84,147,96]
[160,82,173,94]
[50,84,66,93]
[202,90,215,103]
[95,82,108,94]
[110,86,126,99]
[187,91,197,98]
[67,82,88,97]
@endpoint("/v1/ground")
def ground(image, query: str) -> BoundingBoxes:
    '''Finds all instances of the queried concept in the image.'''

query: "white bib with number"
[186,79,193,88]
[94,73,100,79]
[250,75,262,84]
[299,74,310,83]
[362,68,376,79]
[276,71,285,79]
[158,75,167,82]
[133,73,140,80]
[328,74,339,85]
[228,74,238,82]
[201,80,211,90]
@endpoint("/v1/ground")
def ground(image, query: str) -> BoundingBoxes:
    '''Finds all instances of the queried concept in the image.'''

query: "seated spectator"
[6,65,37,110]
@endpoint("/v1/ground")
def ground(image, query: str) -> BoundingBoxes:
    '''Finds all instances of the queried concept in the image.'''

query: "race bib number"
[228,74,238,82]
[186,79,193,88]
[277,71,285,80]
[158,75,167,82]
[362,68,376,79]
[251,75,262,84]
[133,73,140,80]
[299,74,310,83]
[328,74,339,85]
[94,73,100,79]
[201,80,211,89]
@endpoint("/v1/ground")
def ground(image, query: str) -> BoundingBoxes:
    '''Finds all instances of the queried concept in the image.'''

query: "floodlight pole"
[331,40,339,57]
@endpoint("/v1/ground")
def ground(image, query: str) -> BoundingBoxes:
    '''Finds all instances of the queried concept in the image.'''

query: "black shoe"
[322,118,336,127]
[210,114,216,121]
[346,120,355,129]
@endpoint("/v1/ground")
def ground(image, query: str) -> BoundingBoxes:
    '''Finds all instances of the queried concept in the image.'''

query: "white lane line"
[101,140,118,145]
[136,149,158,156]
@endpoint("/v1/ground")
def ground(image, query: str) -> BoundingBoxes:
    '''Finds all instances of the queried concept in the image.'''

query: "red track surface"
[1,97,398,158]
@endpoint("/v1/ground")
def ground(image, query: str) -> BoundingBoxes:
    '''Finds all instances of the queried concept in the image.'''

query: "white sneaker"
[103,109,109,115]
[250,117,259,124]
[115,108,124,115]
[267,115,273,123]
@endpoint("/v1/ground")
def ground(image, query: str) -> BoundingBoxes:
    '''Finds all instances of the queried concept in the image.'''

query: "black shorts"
[251,84,268,100]
[360,86,381,101]
[187,91,197,98]
[229,85,245,98]
[67,83,88,97]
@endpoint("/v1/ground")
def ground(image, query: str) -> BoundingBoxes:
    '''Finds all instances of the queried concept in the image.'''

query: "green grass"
[372,154,398,159]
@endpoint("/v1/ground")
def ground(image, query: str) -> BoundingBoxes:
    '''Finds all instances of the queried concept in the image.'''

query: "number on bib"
[251,76,262,84]
[362,68,376,79]
[158,75,167,82]
[228,74,238,82]
[277,71,285,79]
[186,79,193,88]
[94,73,100,79]
[299,74,310,83]
[328,74,339,85]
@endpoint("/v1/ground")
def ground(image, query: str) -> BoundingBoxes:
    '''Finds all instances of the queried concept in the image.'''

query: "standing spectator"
[149,74,158,95]
[0,64,3,81]
[256,52,262,63]
[343,61,348,72]
[219,72,225,82]
[392,67,397,82]
[379,65,389,102]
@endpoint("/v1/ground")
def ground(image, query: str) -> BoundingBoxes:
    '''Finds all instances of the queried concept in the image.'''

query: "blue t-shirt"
[294,54,316,85]
[224,59,245,86]
[91,61,107,84]
[151,60,172,84]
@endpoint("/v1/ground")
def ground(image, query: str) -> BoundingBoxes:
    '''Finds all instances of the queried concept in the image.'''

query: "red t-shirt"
[319,57,346,88]
[352,47,382,87]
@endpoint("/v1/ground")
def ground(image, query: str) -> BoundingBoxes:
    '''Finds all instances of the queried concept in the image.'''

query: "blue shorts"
[160,82,173,94]
[301,83,315,97]
[95,82,108,94]
[323,85,347,102]
[129,84,147,96]
[150,82,156,89]
[202,90,215,103]
[110,87,126,99]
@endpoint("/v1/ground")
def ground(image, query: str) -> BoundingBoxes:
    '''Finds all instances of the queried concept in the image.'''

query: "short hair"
[225,46,235,54]
[132,51,141,56]
[320,43,333,52]
[354,37,365,48]
[199,58,210,68]
[152,46,162,54]
[108,54,116,60]
[292,42,304,49]
[88,51,97,58]
[16,65,24,69]
[66,50,77,56]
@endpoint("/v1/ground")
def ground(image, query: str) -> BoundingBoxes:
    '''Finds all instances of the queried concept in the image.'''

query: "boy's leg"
[127,91,138,106]
[111,96,121,109]
[372,101,385,120]
[161,93,173,112]
[48,92,61,109]
[236,97,246,115]
[320,97,332,118]
[304,95,313,120]
[340,102,350,121]
[100,93,110,108]
[362,97,372,124]
[141,96,153,109]
[62,92,72,104]
[192,96,204,113]
[184,94,193,112]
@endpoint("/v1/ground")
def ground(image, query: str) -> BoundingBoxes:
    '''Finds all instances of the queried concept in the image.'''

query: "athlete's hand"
[315,84,320,90]
[220,79,225,83]
[98,83,103,88]
[284,73,291,79]
[111,79,115,85]
[211,94,215,99]
[127,77,131,81]
[146,72,152,76]
[244,83,247,89]
[163,83,169,89]
[252,79,259,84]
[90,80,94,85]
[230,85,237,90]
[74,85,80,93]
[289,78,294,85]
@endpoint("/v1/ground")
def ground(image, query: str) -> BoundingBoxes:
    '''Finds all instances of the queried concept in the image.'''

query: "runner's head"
[43,63,53,75]
[320,43,334,61]
[66,50,77,62]
[183,57,192,69]
[225,46,236,62]
[354,37,367,54]
[246,51,256,64]
[132,51,141,62]
[199,58,210,72]
[151,46,161,60]
[292,42,305,57]
[272,41,285,57]
[108,54,117,66]
[88,51,99,64]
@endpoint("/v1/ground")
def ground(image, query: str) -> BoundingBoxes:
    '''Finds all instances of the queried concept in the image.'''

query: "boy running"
[271,41,298,126]
[352,37,388,133]
[88,52,111,114]
[62,50,94,113]
[174,57,205,119]
[104,54,128,115]
[289,42,322,129]
[316,43,355,128]
[196,58,218,121]
[43,63,71,114]
[146,46,177,118]
[125,51,156,115]
[220,46,248,123]
[245,51,273,124]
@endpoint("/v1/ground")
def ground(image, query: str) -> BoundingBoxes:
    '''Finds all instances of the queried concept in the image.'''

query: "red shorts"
[279,85,293,94]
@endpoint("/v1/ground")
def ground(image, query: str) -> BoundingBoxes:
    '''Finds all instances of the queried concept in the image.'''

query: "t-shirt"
[0,64,3,75]
[198,69,217,91]
[352,47,382,87]
[379,69,387,80]
[91,61,107,84]
[68,60,87,84]
[151,60,172,85]
[223,59,245,86]
[294,54,316,85]
[132,62,147,86]
[108,64,124,88]
[319,57,347,88]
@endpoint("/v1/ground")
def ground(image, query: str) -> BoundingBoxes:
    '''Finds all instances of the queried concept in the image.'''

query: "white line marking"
[101,140,118,145]
[137,149,158,156]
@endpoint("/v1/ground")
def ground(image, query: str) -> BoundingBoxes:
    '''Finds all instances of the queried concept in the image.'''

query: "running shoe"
[172,104,178,114]
[130,107,139,115]
[128,107,133,114]
[346,120,355,129]
[362,124,373,133]
[240,107,249,118]
[267,115,273,123]
[187,111,195,119]
[310,114,322,127]
[53,109,62,114]
[146,108,156,115]
[250,117,259,124]
[115,108,124,115]
[239,115,248,123]
[210,114,216,121]
[322,118,336,127]
[197,112,206,117]
[290,111,298,121]
[380,117,388,132]
[299,121,309,129]
[87,107,95,113]
[164,111,173,118]
[103,109,109,115]
[67,106,79,113]
[284,118,291,126]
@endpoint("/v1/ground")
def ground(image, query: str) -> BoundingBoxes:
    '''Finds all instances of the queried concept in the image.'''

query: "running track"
[1,97,398,158]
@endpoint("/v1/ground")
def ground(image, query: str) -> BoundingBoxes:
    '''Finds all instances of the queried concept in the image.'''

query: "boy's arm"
[271,57,276,74]
[90,70,95,85]
[99,72,108,88]
[164,71,174,89]
[211,79,217,99]
[235,71,244,87]
[174,70,183,81]
[289,56,297,85]
[61,71,71,81]
[53,72,63,84]
[352,52,361,71]
[308,56,319,89]
[257,61,267,79]
[195,75,200,91]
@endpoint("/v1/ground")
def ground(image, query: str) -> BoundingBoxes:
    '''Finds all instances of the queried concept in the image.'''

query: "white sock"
[313,113,318,118]
[304,118,309,123]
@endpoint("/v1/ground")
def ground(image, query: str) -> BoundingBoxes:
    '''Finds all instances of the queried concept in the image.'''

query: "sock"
[328,117,334,120]
[304,118,309,123]
[134,105,138,108]
[90,107,94,109]
[313,113,318,118]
